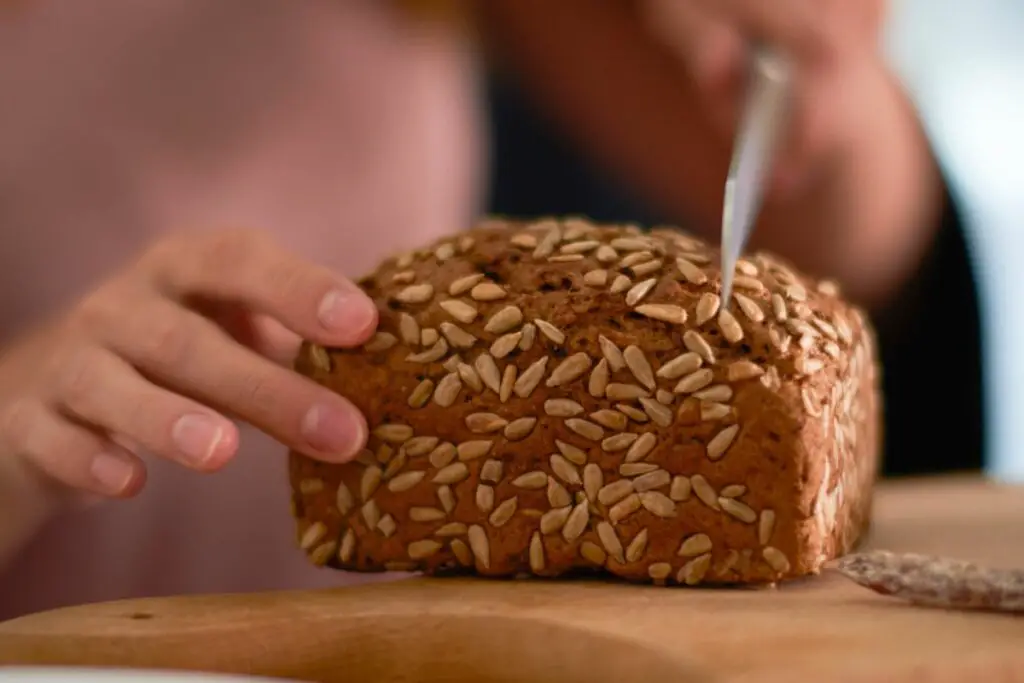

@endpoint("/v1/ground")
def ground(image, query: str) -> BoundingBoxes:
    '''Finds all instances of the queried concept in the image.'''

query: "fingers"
[109,298,367,463]
[0,398,146,498]
[55,346,239,472]
[642,0,743,91]
[148,229,378,349]
[693,0,842,62]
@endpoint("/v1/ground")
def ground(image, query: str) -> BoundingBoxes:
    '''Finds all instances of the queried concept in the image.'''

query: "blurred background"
[485,0,1023,482]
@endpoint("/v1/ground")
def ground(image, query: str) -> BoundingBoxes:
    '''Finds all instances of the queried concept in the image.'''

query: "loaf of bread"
[288,217,881,585]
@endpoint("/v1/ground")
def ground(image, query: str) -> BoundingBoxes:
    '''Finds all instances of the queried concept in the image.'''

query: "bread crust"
[288,218,881,584]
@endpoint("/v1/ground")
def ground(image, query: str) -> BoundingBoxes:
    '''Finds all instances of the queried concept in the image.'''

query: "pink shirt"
[0,0,484,620]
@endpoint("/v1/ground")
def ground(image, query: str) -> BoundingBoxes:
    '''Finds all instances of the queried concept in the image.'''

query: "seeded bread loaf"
[288,217,881,585]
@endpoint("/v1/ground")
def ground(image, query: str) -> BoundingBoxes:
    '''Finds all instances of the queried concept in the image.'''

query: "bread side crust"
[288,218,881,584]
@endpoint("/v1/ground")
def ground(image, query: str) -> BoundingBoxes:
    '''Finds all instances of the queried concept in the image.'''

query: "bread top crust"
[333,216,869,387]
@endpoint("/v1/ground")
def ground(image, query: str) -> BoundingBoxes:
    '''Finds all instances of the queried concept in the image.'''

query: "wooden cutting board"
[1,476,1022,683]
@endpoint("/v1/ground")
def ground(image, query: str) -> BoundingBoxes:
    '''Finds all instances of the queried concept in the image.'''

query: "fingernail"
[318,289,376,337]
[300,403,366,462]
[172,413,225,466]
[90,453,135,495]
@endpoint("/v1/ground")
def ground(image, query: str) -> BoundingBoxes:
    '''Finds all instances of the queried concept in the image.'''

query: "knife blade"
[720,48,792,304]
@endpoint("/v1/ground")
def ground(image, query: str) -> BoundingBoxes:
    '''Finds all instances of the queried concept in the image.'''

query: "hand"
[0,229,377,502]
[642,0,888,194]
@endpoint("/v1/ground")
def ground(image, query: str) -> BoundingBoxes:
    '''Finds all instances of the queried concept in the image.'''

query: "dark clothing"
[483,76,985,478]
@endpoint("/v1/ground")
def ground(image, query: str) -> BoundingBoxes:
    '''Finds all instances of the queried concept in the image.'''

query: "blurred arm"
[474,0,945,313]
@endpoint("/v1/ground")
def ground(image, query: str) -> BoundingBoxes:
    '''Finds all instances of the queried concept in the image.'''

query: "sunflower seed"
[532,319,566,346]
[361,500,381,529]
[513,471,548,489]
[624,278,657,306]
[519,323,537,351]
[594,336,624,372]
[632,260,664,278]
[634,304,688,324]
[691,475,719,509]
[299,522,327,551]
[580,541,606,565]
[532,226,562,259]
[795,356,825,375]
[678,533,713,557]
[309,345,331,373]
[721,484,746,498]
[683,331,715,364]
[784,283,807,301]
[299,478,324,495]
[433,462,470,484]
[465,413,507,433]
[633,469,670,492]
[475,353,502,393]
[338,529,356,563]
[619,346,655,390]
[382,448,407,479]
[582,463,602,501]
[609,493,642,523]
[610,274,632,294]
[562,501,590,542]
[336,482,354,514]
[432,372,463,408]
[489,497,518,527]
[701,402,732,421]
[396,284,434,304]
[409,506,447,523]
[375,444,393,465]
[443,355,463,372]
[655,354,699,382]
[610,237,650,251]
[428,442,457,469]
[678,553,711,585]
[422,484,452,521]
[388,470,426,493]
[601,433,638,452]
[648,562,672,581]
[467,525,490,568]
[450,538,473,566]
[398,313,420,346]
[437,322,476,349]
[392,270,415,285]
[440,300,478,326]
[546,352,592,387]
[718,309,744,343]
[514,541,545,587]
[406,379,434,408]
[374,424,413,443]
[540,506,572,534]
[707,424,740,461]
[734,276,766,294]
[759,509,776,545]
[639,491,676,517]
[624,432,656,463]
[474,460,500,485]
[504,417,537,441]
[763,546,790,573]
[590,409,628,431]
[456,440,493,461]
[511,233,538,249]
[694,385,732,402]
[407,338,449,363]
[620,250,653,268]
[719,496,757,523]
[471,282,507,302]
[405,436,439,457]
[446,274,481,296]
[545,399,584,417]
[674,369,714,394]
[547,477,573,508]
[639,397,672,427]
[491,332,522,359]
[475,484,495,513]
[359,465,382,502]
[734,293,764,323]
[605,383,650,401]
[550,454,582,486]
[499,365,516,403]
[484,306,524,335]
[557,239,597,255]
[583,269,609,286]
[556,440,588,465]
[771,293,788,321]
[566,418,604,441]
[310,539,339,566]
[364,332,397,352]
[434,522,467,538]
[597,479,634,506]
[695,292,721,325]
[676,256,708,284]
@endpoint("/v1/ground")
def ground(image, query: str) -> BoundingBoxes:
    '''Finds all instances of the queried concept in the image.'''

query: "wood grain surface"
[1,476,1021,683]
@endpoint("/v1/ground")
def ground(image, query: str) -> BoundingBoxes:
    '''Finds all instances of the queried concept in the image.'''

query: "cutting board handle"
[0,586,710,682]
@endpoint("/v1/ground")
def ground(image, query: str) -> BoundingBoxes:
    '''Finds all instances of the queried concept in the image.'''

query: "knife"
[720,47,793,304]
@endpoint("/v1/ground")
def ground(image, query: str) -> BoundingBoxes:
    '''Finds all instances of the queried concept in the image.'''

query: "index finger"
[694,0,845,62]
[147,229,379,348]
